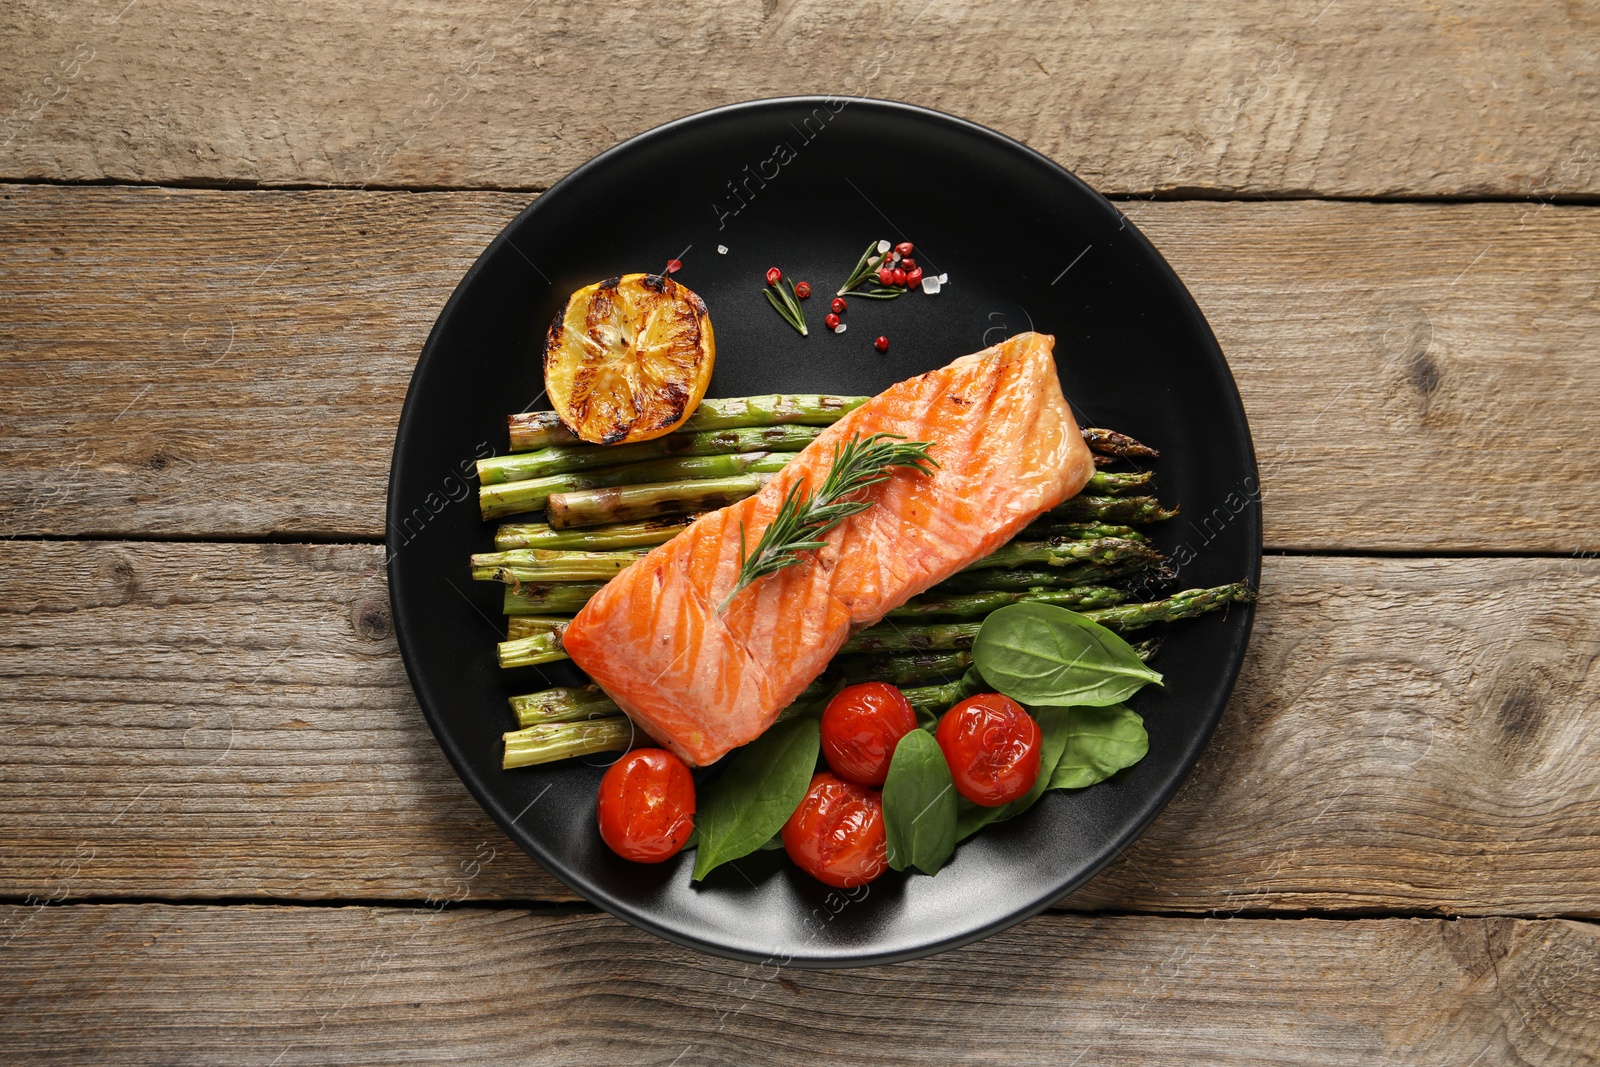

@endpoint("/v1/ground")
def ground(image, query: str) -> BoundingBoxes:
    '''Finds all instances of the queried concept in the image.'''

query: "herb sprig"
[834,239,906,300]
[763,274,809,335]
[720,432,938,610]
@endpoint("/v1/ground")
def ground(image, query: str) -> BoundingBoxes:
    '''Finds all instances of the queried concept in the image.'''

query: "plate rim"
[387,95,1262,967]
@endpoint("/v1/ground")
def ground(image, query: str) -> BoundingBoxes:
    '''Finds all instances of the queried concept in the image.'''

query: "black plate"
[388,97,1260,967]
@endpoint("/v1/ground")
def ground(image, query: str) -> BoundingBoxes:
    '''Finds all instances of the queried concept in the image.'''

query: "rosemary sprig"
[764,277,808,336]
[720,432,938,611]
[836,239,892,296]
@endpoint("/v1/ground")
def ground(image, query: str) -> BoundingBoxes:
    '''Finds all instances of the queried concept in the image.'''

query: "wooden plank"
[2,905,1596,1064]
[0,539,573,904]
[0,187,506,541]
[3,541,1598,916]
[2,1,1597,197]
[2,187,1597,549]
[1140,199,1600,553]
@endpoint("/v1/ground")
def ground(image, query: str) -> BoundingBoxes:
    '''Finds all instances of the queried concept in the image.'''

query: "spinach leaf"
[882,729,958,874]
[691,716,820,881]
[1049,705,1149,790]
[910,666,988,732]
[955,665,988,702]
[954,706,1073,841]
[972,602,1162,707]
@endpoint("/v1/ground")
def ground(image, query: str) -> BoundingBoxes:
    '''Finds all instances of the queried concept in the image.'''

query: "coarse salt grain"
[716,245,728,254]
[876,240,891,254]
[921,275,942,295]
[833,323,848,334]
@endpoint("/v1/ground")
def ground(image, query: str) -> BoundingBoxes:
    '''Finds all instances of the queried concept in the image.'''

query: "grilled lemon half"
[544,273,715,445]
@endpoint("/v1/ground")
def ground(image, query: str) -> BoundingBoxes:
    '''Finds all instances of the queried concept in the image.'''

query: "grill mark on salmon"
[562,332,1094,765]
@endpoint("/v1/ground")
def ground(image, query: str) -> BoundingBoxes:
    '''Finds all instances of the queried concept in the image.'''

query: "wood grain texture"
[2,905,1597,1065]
[0,187,504,540]
[1135,199,1600,552]
[0,539,573,904]
[2,1,1598,197]
[1,187,1598,549]
[3,541,1598,916]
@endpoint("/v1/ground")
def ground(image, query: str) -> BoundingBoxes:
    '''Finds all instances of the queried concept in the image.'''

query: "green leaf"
[954,706,1074,841]
[798,678,849,722]
[955,665,988,702]
[882,729,958,874]
[972,602,1163,707]
[691,717,820,881]
[1049,705,1149,790]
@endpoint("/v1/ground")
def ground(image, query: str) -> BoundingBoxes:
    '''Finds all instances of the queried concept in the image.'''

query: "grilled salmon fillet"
[562,332,1094,765]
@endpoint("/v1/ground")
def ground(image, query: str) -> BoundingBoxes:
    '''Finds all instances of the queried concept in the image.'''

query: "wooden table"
[3,2,1599,1062]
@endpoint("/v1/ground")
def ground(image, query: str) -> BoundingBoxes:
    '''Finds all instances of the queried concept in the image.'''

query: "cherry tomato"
[935,694,1042,806]
[824,312,841,330]
[794,281,812,299]
[894,241,915,257]
[874,335,889,353]
[831,296,848,314]
[876,266,896,285]
[765,267,782,286]
[906,267,925,287]
[901,257,917,272]
[891,267,907,286]
[820,682,918,785]
[782,772,888,888]
[596,748,696,863]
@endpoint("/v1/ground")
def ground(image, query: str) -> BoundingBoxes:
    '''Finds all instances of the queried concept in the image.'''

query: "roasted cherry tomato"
[820,682,918,786]
[935,694,1042,807]
[596,748,696,863]
[781,772,888,888]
